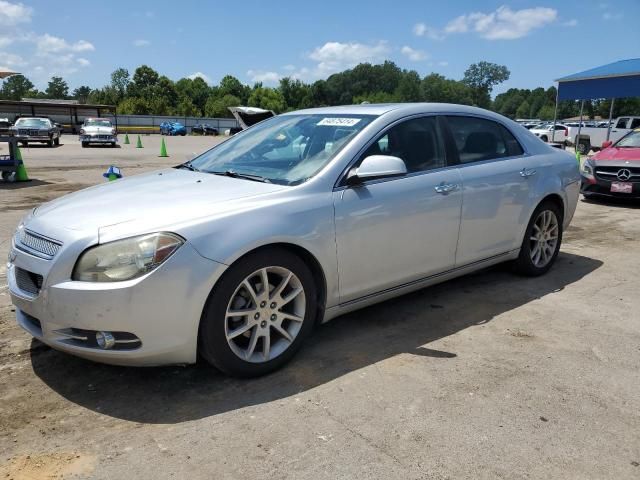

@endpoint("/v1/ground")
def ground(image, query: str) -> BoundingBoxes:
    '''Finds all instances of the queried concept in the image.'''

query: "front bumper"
[8,240,226,366]
[580,175,640,198]
[14,134,50,142]
[80,134,117,144]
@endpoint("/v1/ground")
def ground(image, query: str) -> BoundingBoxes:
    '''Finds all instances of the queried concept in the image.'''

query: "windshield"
[85,120,112,127]
[615,130,640,148]
[190,114,375,185]
[15,118,51,128]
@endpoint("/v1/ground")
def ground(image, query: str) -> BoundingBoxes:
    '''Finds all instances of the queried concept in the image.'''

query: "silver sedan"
[8,103,580,376]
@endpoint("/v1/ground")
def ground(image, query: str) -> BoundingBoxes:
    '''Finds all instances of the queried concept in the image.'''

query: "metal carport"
[553,58,640,149]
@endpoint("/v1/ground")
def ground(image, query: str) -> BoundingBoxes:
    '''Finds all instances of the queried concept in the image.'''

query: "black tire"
[81,142,88,148]
[54,136,60,146]
[20,141,27,147]
[199,248,318,377]
[513,201,563,277]
[540,135,548,142]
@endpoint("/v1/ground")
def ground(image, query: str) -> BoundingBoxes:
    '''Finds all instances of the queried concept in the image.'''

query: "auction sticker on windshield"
[317,118,361,127]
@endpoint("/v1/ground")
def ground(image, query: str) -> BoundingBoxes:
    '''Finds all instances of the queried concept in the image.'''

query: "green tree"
[110,68,130,101]
[45,76,69,99]
[0,75,36,100]
[463,61,510,107]
[421,73,473,105]
[175,96,199,116]
[537,105,556,120]
[515,100,532,119]
[117,97,150,115]
[129,65,159,99]
[72,86,91,103]
[204,94,241,117]
[248,87,286,112]
[219,75,249,103]
[394,70,422,102]
[279,77,313,111]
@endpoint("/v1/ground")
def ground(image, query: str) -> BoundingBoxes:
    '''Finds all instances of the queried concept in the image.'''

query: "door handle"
[520,168,537,178]
[434,182,459,194]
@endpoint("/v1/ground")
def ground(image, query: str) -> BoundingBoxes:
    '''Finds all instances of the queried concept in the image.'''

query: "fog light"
[96,331,115,349]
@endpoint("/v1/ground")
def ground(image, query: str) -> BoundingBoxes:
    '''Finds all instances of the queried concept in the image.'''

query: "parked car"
[7,104,579,376]
[9,117,61,147]
[581,128,640,199]
[79,118,117,147]
[160,121,187,136]
[192,123,219,136]
[0,118,12,136]
[567,116,640,154]
[529,124,568,143]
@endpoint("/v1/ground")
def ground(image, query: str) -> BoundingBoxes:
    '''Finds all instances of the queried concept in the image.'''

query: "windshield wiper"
[210,170,271,183]
[177,161,200,172]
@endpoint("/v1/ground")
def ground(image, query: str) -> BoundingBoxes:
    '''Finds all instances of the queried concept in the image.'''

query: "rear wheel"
[513,201,563,276]
[540,135,548,142]
[199,248,317,377]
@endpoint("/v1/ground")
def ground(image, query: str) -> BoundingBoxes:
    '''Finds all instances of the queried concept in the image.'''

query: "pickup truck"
[567,116,640,154]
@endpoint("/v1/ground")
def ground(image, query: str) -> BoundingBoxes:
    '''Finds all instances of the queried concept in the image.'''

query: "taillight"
[564,129,568,137]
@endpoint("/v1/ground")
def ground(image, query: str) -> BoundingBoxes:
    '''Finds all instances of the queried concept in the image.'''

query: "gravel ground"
[0,135,639,479]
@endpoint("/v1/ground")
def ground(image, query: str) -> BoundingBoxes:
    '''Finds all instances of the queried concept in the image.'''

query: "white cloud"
[0,51,26,67]
[36,34,95,53]
[282,64,296,71]
[187,71,212,84]
[444,6,558,40]
[413,22,445,40]
[77,57,90,66]
[133,39,151,47]
[561,19,578,27]
[0,0,32,27]
[0,36,13,48]
[308,41,391,75]
[401,45,428,62]
[602,12,622,20]
[247,69,281,85]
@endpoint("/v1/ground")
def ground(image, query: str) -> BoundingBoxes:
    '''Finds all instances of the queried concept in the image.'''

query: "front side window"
[360,116,445,173]
[191,114,374,185]
[446,116,523,164]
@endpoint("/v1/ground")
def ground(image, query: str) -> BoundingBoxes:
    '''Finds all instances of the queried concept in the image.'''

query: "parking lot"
[0,135,639,479]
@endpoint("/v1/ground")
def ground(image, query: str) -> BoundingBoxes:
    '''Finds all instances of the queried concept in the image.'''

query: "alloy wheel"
[225,266,306,363]
[529,210,559,268]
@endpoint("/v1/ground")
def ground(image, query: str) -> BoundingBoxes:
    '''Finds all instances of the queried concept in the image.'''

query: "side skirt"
[321,249,520,323]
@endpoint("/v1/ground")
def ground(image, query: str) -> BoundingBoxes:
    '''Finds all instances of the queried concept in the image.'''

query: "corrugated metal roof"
[556,58,640,82]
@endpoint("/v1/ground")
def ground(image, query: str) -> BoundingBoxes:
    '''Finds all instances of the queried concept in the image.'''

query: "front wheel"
[54,137,60,146]
[199,248,317,377]
[513,201,563,276]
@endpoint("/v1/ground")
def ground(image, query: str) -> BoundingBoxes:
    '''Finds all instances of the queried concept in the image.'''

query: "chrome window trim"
[334,111,530,190]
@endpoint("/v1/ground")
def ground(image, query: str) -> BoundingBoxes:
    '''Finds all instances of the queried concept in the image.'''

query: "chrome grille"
[595,166,640,181]
[15,267,43,295]
[16,229,62,259]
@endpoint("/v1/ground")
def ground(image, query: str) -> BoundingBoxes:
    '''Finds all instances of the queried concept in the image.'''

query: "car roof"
[284,103,505,118]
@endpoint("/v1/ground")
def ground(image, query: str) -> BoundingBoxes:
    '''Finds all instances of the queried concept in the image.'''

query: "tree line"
[1,61,638,120]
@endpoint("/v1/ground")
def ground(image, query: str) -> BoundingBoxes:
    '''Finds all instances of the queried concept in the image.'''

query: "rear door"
[443,115,531,266]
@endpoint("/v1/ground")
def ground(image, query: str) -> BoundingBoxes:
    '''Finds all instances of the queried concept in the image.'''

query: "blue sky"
[1,0,638,94]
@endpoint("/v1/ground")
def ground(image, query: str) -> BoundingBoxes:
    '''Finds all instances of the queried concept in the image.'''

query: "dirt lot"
[0,135,639,479]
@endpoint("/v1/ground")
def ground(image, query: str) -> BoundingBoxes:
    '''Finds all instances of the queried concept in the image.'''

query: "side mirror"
[346,155,407,185]
[601,140,613,149]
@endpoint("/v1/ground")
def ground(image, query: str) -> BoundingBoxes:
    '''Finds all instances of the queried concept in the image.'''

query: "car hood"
[592,147,640,162]
[28,168,287,241]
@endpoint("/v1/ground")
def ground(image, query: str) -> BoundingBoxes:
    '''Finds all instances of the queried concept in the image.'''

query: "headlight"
[582,161,594,176]
[72,232,184,282]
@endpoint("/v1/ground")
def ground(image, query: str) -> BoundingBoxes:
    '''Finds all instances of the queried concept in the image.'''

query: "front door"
[333,116,463,303]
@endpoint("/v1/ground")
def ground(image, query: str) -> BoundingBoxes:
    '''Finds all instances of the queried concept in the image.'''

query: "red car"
[581,129,640,199]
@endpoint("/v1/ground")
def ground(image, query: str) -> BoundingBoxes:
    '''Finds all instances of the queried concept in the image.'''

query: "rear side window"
[445,116,523,164]
[629,118,640,129]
